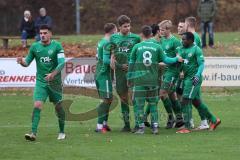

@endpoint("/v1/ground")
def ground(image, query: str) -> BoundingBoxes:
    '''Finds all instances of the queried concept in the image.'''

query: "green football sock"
[134,100,144,127]
[182,103,192,129]
[97,102,109,124]
[103,103,111,122]
[198,103,217,123]
[32,108,41,134]
[144,103,151,122]
[171,99,182,116]
[162,98,173,116]
[55,105,65,133]
[121,101,130,126]
[193,105,207,121]
[133,100,139,127]
[149,103,159,125]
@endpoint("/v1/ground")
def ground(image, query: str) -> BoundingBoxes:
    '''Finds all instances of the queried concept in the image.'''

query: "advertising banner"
[1,57,240,87]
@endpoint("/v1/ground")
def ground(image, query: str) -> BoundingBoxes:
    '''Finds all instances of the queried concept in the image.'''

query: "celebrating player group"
[18,15,221,141]
[94,15,221,135]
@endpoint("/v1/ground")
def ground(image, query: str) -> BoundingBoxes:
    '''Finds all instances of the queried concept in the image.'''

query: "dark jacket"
[35,15,52,33]
[197,0,217,22]
[20,18,36,37]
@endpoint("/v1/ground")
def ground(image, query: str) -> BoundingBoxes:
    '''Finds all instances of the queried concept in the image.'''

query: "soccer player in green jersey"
[176,19,186,100]
[17,25,66,141]
[95,23,117,133]
[128,25,183,134]
[143,23,164,128]
[158,20,184,129]
[185,16,210,130]
[177,20,186,36]
[185,17,202,48]
[110,15,141,132]
[149,24,161,44]
[176,32,221,134]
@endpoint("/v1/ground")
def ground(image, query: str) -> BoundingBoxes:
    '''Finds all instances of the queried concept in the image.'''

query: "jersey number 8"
[143,51,152,67]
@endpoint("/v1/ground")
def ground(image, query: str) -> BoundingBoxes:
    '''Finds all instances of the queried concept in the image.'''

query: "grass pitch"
[0,89,239,160]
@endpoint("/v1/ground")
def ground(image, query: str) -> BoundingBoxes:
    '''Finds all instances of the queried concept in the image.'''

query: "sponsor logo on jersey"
[118,47,130,53]
[40,56,52,63]
[118,40,133,53]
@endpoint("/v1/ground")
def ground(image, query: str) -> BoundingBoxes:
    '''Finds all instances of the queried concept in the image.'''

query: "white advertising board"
[0,58,97,87]
[202,57,240,86]
[0,58,36,87]
[0,57,240,87]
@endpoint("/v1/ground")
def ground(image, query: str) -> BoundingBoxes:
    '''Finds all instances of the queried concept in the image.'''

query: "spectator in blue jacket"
[35,7,52,41]
[20,10,35,48]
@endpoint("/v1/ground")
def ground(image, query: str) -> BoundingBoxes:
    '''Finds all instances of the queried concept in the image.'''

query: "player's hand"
[110,55,116,70]
[45,71,57,81]
[191,75,200,86]
[159,62,166,67]
[177,55,183,62]
[17,57,24,64]
[17,57,28,67]
[122,64,128,71]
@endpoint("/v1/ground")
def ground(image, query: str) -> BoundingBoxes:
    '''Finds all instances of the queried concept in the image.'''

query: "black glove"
[191,75,200,86]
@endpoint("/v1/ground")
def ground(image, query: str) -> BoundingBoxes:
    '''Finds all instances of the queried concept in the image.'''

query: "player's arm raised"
[17,57,28,67]
[17,45,35,67]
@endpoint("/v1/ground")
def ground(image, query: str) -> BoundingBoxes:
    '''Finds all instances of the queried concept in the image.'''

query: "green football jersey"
[128,39,165,86]
[193,32,202,48]
[25,40,65,85]
[160,35,181,57]
[110,32,141,65]
[95,38,111,79]
[149,37,161,45]
[178,44,204,78]
[160,35,181,73]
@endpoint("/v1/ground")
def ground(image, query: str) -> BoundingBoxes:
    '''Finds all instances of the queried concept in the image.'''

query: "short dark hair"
[104,23,116,33]
[183,32,194,42]
[151,24,159,36]
[185,16,196,28]
[141,25,152,37]
[117,15,131,26]
[39,24,51,31]
[178,18,185,24]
